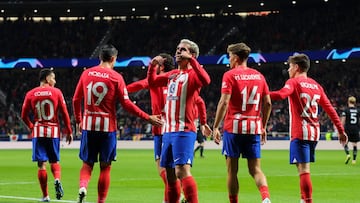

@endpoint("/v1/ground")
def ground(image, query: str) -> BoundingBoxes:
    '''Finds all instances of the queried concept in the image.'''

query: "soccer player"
[21,68,73,202]
[127,53,175,203]
[148,39,211,203]
[193,96,211,158]
[342,96,360,164]
[72,44,162,203]
[270,53,348,203]
[212,42,272,203]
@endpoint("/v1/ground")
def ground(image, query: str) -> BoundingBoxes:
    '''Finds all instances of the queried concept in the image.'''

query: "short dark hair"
[99,44,118,62]
[227,42,251,62]
[39,68,54,82]
[288,53,310,72]
[159,53,175,72]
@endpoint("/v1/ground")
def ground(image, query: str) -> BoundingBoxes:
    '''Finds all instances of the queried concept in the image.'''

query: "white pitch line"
[0,195,94,203]
[0,181,35,185]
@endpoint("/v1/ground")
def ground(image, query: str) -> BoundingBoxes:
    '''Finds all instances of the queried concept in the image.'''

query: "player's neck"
[99,62,113,69]
[234,64,247,69]
[295,72,307,78]
[39,82,50,87]
[178,64,190,71]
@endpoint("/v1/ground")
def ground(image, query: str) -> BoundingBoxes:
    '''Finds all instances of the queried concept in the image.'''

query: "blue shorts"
[32,137,60,163]
[160,131,196,168]
[289,139,318,164]
[79,130,117,163]
[222,131,261,159]
[153,134,162,160]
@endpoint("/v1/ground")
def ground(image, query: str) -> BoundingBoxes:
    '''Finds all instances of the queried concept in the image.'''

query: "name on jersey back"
[300,82,318,90]
[34,91,52,96]
[234,74,261,80]
[88,71,109,78]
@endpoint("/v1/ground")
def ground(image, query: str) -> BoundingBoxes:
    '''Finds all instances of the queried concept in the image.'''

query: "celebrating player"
[148,39,211,203]
[72,44,162,203]
[270,53,348,203]
[21,68,73,202]
[212,42,272,203]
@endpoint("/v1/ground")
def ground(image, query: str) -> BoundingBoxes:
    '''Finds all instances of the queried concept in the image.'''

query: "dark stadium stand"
[0,0,359,140]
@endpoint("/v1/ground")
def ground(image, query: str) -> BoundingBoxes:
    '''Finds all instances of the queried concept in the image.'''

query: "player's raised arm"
[127,79,149,93]
[147,57,169,87]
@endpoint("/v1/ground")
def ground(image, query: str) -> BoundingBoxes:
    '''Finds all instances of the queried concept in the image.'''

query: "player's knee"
[100,162,111,170]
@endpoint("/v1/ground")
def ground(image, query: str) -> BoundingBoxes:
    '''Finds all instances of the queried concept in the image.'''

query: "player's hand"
[148,115,163,127]
[64,127,73,145]
[339,132,348,146]
[179,50,192,60]
[76,123,82,135]
[29,123,34,131]
[201,124,212,137]
[260,128,267,145]
[151,55,165,66]
[66,134,73,145]
[213,128,221,145]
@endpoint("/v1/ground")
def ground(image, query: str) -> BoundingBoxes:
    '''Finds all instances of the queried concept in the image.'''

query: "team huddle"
[21,39,353,203]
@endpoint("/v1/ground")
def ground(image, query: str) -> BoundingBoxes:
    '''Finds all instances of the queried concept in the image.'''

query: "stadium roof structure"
[0,0,349,18]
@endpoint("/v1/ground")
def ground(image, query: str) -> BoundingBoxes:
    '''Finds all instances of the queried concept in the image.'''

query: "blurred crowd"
[0,1,359,59]
[0,59,359,140]
[0,1,359,140]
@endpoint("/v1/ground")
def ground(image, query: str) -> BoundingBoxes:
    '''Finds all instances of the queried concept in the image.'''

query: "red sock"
[259,185,270,200]
[181,176,198,203]
[300,173,312,203]
[167,180,181,203]
[160,170,168,202]
[38,169,48,197]
[50,163,61,180]
[98,165,111,203]
[79,163,93,188]
[229,194,238,203]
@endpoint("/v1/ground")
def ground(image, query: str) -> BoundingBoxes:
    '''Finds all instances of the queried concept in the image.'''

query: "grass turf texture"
[0,149,359,203]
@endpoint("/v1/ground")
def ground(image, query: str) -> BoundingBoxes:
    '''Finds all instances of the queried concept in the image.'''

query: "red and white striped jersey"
[21,84,72,138]
[270,76,345,141]
[73,65,149,132]
[221,66,269,135]
[148,57,210,133]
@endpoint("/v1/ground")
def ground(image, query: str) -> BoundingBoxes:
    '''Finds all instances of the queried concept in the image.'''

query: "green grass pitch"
[0,149,359,203]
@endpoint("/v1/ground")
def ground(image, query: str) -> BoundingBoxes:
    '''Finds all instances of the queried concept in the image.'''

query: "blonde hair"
[348,96,356,104]
[180,39,199,58]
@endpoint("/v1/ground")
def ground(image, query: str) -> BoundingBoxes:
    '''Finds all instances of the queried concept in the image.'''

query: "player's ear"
[110,56,117,64]
[45,75,51,83]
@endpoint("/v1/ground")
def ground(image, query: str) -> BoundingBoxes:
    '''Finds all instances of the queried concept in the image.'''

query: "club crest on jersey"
[169,83,176,93]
